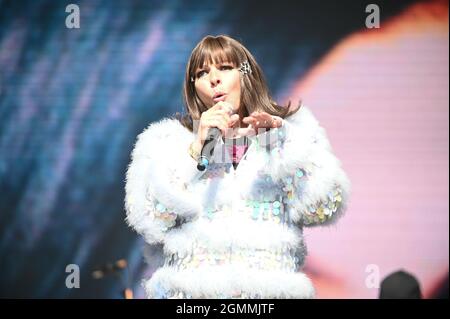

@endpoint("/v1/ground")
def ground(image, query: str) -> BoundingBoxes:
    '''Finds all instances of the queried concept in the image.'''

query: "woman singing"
[125,34,351,298]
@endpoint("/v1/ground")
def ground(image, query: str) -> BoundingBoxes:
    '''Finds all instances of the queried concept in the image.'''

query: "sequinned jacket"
[124,106,351,298]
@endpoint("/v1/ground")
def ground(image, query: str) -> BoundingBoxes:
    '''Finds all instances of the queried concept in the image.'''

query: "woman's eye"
[196,65,232,78]
[196,70,207,78]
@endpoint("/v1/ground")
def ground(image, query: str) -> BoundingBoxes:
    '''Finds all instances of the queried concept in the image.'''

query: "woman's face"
[194,60,241,112]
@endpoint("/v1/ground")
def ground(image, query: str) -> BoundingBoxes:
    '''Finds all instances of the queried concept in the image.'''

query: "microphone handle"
[197,127,221,171]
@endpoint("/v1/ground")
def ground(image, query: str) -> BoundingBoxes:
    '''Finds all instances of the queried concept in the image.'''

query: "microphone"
[196,104,236,171]
[197,127,221,171]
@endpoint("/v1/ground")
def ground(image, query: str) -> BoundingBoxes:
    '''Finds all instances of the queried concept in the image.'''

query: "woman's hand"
[193,107,284,156]
[242,111,283,132]
[194,101,239,147]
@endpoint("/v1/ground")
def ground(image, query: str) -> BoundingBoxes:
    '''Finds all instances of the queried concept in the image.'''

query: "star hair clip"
[239,61,252,74]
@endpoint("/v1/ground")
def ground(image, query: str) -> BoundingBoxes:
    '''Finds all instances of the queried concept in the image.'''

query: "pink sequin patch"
[227,144,249,164]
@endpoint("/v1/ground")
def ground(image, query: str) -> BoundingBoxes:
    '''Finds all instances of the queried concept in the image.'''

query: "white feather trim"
[144,265,315,299]
[124,118,204,243]
[163,216,305,256]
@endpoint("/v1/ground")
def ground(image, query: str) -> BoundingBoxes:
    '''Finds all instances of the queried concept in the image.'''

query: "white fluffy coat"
[125,106,351,298]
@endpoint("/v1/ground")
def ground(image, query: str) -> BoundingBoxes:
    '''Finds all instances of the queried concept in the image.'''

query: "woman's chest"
[189,153,283,206]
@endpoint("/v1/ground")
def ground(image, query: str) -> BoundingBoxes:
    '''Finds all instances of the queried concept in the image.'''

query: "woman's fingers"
[212,112,238,128]
[212,101,234,114]
[236,126,256,137]
[210,101,224,111]
[245,111,280,129]
[220,101,235,114]
[207,113,230,126]
[209,119,228,135]
[243,116,259,128]
[215,115,232,128]
[228,114,240,127]
[205,109,280,138]
[271,115,283,128]
[210,110,234,122]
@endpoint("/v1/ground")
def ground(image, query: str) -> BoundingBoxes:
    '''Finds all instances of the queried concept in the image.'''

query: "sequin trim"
[152,200,177,230]
[302,187,343,225]
[165,245,300,273]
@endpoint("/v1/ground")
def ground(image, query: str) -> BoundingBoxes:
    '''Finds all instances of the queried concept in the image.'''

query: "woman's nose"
[209,69,221,85]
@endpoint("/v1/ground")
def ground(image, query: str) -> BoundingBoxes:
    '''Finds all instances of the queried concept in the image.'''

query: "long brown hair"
[176,35,301,132]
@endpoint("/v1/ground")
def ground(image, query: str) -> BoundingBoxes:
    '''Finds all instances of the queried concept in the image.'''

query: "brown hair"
[176,35,301,132]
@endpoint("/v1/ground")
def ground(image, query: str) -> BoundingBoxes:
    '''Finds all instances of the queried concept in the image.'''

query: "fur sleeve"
[124,118,204,244]
[275,106,351,227]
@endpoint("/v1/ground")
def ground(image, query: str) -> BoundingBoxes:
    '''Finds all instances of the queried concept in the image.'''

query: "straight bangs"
[190,38,242,77]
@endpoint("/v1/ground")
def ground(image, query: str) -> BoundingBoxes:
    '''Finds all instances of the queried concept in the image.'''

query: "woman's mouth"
[213,93,227,103]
